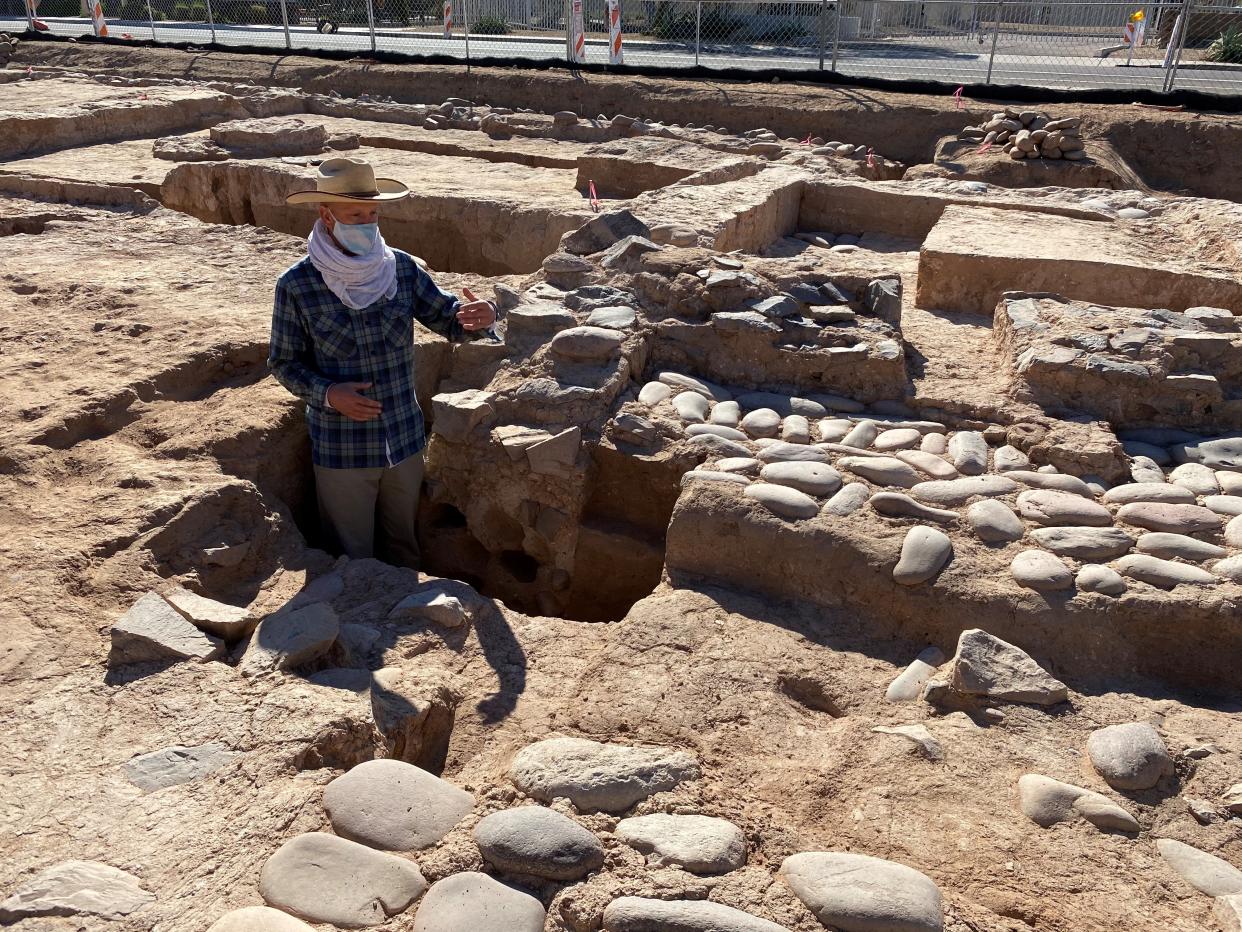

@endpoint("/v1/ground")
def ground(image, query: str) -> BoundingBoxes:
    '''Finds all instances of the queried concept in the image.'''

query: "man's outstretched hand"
[326,382,382,421]
[457,287,497,332]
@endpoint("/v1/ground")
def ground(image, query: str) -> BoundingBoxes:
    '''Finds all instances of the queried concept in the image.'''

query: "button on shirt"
[268,249,468,470]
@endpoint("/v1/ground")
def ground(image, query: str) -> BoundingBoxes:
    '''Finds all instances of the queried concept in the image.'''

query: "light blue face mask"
[330,213,380,255]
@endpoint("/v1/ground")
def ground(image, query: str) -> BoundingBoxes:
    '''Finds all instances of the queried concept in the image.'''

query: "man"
[268,157,496,568]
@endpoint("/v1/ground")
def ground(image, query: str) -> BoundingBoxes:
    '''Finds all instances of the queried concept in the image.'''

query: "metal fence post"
[985,0,1003,85]
[565,0,573,61]
[830,0,842,71]
[817,0,827,69]
[279,0,292,48]
[1163,0,1194,93]
[23,0,34,30]
[146,0,157,39]
[365,0,376,51]
[463,0,471,66]
[205,0,216,43]
[694,0,701,65]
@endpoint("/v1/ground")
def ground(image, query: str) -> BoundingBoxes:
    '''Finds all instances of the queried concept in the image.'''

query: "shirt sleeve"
[268,276,335,410]
[409,260,469,344]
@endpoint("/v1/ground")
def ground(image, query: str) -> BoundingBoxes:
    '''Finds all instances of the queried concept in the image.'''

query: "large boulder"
[109,591,224,666]
[948,629,1068,705]
[1086,723,1174,790]
[560,209,652,255]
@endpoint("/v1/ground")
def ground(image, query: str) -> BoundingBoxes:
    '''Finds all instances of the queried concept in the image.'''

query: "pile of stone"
[644,371,1242,596]
[200,738,947,932]
[0,33,16,66]
[812,140,872,161]
[958,110,1087,162]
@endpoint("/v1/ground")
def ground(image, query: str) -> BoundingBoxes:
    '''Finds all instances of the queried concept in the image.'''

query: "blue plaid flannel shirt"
[268,249,467,470]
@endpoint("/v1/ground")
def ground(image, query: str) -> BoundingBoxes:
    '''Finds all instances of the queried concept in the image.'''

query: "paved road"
[4,15,1236,95]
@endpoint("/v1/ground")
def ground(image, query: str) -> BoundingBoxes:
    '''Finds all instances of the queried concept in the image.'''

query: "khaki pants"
[314,453,424,569]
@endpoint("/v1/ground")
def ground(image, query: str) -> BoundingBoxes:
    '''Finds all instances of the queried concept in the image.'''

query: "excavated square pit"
[4,50,1242,932]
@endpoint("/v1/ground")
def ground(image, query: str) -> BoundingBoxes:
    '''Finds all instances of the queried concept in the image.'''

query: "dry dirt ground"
[0,43,1240,932]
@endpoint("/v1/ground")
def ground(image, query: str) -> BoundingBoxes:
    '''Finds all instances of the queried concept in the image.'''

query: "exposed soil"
[1,45,1240,932]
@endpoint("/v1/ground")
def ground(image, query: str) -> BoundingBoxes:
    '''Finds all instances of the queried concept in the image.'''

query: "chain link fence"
[4,0,1240,94]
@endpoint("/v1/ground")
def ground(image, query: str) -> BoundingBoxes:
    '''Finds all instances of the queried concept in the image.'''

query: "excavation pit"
[3,46,1242,932]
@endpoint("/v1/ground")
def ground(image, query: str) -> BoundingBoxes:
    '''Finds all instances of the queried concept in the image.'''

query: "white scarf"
[307,218,399,310]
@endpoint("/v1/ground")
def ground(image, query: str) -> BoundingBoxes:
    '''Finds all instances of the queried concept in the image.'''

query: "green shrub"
[188,1,205,17]
[1207,26,1242,63]
[469,13,508,33]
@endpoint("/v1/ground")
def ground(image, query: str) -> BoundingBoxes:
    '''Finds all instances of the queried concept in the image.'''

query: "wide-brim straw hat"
[286,156,409,205]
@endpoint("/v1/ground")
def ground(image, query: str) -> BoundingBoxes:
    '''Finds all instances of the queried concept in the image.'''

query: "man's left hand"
[457,287,497,332]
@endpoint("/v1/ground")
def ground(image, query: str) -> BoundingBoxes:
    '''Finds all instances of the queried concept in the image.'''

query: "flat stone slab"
[1113,554,1217,588]
[1156,838,1242,897]
[509,737,700,812]
[163,585,253,640]
[1102,482,1196,505]
[951,628,1067,705]
[894,526,953,586]
[741,408,782,438]
[1011,550,1073,591]
[780,851,944,932]
[874,427,922,451]
[638,381,672,405]
[912,476,1018,506]
[1115,502,1223,534]
[948,430,988,475]
[207,906,317,931]
[615,813,747,874]
[1087,723,1174,790]
[758,461,842,496]
[586,306,638,329]
[759,441,834,465]
[659,370,732,401]
[673,391,710,423]
[1172,434,1242,472]
[1004,471,1093,496]
[411,872,544,932]
[870,492,958,523]
[124,742,238,792]
[967,499,1024,542]
[1136,532,1226,562]
[1029,526,1134,560]
[238,602,339,676]
[259,832,427,927]
[0,861,155,922]
[823,482,871,516]
[110,591,224,666]
[473,806,604,880]
[744,483,819,519]
[324,759,474,851]
[550,325,625,362]
[1076,564,1127,596]
[1017,490,1112,527]
[838,455,921,488]
[603,897,790,932]
[895,449,958,479]
[1017,774,1139,833]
